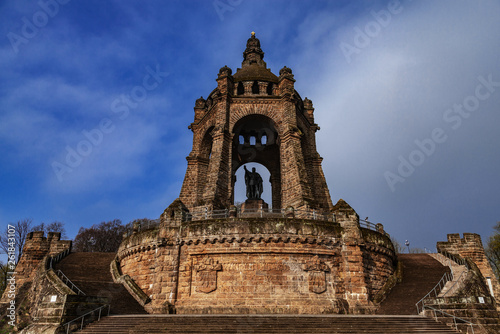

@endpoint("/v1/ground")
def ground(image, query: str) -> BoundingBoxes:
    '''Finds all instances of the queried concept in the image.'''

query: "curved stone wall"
[116,216,396,314]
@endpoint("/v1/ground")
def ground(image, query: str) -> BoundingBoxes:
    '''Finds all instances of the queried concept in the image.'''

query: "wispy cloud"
[1,0,499,248]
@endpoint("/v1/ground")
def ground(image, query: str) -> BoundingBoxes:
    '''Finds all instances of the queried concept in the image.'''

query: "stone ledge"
[110,259,151,307]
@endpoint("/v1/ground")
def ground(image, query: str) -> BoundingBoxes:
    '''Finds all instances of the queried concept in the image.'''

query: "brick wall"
[437,233,500,299]
[117,203,396,314]
[1,231,71,303]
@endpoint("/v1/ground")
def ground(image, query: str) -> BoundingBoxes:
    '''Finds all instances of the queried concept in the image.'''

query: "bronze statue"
[244,165,263,200]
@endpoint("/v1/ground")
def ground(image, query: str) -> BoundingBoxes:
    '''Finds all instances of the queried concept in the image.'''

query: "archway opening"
[232,114,281,209]
[234,163,272,207]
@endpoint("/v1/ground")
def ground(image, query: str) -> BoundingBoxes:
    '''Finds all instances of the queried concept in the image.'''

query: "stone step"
[376,254,451,315]
[54,252,147,315]
[428,254,468,298]
[437,267,467,297]
[75,315,460,333]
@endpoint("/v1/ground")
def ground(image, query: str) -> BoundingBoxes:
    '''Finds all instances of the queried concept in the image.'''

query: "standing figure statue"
[243,165,263,200]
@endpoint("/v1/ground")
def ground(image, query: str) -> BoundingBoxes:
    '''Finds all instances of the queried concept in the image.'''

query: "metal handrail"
[416,271,453,314]
[124,207,389,237]
[55,269,85,295]
[185,207,336,222]
[359,219,377,230]
[423,305,476,334]
[49,248,71,269]
[438,250,470,269]
[188,208,231,220]
[62,304,110,333]
[123,218,161,238]
[441,266,467,297]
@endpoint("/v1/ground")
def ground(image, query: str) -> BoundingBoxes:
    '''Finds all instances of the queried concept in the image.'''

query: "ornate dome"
[233,63,279,83]
[233,32,279,83]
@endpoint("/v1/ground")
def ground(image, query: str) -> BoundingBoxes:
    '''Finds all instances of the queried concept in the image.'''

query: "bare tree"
[0,261,8,297]
[31,221,67,239]
[409,248,426,254]
[0,219,32,264]
[486,222,500,280]
[73,219,126,253]
[390,236,405,254]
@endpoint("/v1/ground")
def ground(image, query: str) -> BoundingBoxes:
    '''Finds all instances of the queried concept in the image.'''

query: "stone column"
[334,199,372,313]
[243,81,252,95]
[258,81,268,95]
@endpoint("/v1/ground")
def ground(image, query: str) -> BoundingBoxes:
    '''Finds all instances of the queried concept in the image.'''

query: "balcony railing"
[123,207,389,238]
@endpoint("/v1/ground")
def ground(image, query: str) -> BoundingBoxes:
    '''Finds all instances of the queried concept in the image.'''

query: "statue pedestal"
[241,199,269,213]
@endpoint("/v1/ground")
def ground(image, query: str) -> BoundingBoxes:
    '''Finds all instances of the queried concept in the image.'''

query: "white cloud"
[295,1,500,245]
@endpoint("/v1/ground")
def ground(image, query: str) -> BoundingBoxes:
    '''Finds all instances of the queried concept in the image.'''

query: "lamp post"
[405,240,410,253]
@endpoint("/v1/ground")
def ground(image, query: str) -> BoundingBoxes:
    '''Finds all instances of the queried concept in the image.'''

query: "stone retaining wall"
[117,209,396,314]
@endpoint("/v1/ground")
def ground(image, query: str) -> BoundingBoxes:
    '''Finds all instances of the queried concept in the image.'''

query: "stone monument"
[115,33,397,314]
[241,165,268,212]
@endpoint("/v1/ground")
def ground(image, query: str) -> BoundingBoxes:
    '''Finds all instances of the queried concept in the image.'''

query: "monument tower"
[178,32,333,212]
[129,33,398,314]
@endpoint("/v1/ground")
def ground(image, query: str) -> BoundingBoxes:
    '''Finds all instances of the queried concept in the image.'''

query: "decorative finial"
[242,32,264,67]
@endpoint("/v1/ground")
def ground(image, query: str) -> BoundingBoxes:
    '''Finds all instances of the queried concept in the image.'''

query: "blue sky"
[1,0,499,252]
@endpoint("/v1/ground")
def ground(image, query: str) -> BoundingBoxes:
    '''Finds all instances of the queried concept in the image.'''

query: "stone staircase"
[56,253,464,333]
[428,253,468,297]
[76,314,460,333]
[376,254,451,315]
[54,252,147,315]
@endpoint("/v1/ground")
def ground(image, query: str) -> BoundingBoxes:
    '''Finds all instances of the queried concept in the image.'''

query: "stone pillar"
[334,199,372,313]
[179,155,208,209]
[277,66,316,210]
[201,127,231,208]
[193,97,207,123]
[303,97,315,124]
[161,198,188,230]
[270,172,281,210]
[243,81,252,95]
[258,81,268,95]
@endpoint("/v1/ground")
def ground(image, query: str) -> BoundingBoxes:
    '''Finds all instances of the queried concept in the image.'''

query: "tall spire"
[242,32,265,67]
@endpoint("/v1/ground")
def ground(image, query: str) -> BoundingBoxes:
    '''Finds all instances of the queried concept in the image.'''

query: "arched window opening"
[232,114,281,209]
[237,82,244,95]
[239,135,245,145]
[207,140,213,160]
[251,81,259,94]
[267,83,273,95]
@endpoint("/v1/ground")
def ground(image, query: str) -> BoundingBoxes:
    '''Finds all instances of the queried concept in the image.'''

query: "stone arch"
[194,126,215,201]
[231,114,281,208]
[230,104,282,136]
[199,126,214,159]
